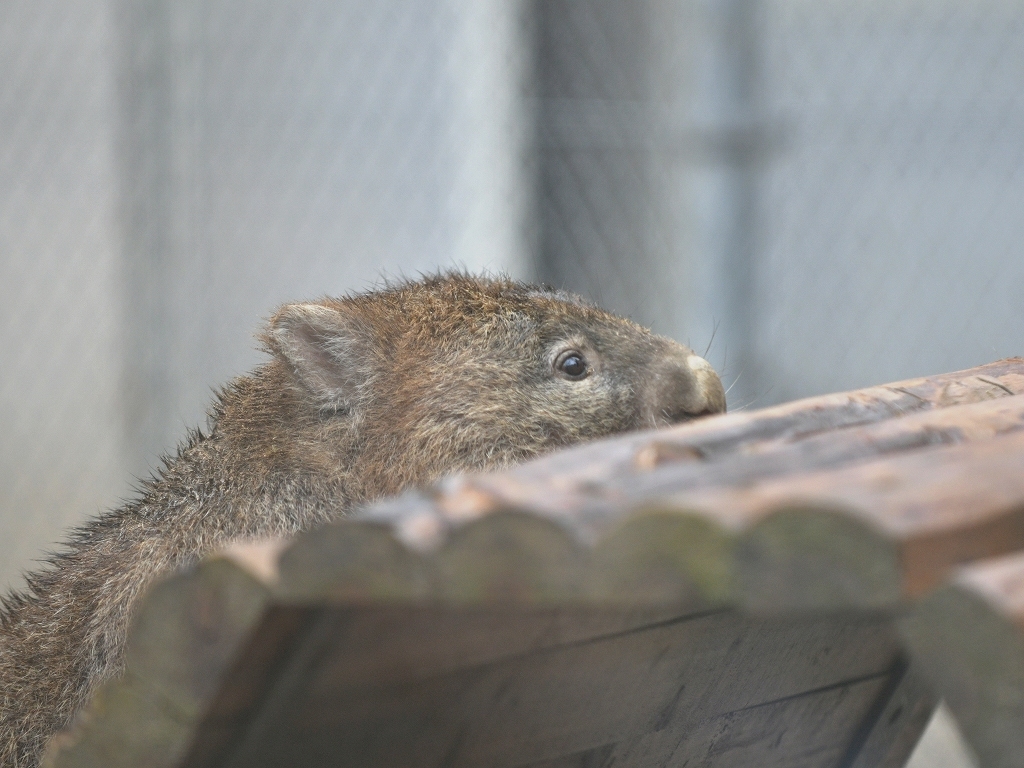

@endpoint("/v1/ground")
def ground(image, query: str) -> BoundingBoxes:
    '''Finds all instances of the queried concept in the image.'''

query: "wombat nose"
[684,354,727,415]
[643,349,727,426]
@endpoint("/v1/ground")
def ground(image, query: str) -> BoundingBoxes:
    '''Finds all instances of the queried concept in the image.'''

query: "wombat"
[0,274,725,766]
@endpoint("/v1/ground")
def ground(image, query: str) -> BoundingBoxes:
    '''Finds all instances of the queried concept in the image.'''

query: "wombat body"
[0,274,725,766]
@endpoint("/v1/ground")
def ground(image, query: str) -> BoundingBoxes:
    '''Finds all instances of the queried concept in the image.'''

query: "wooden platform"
[43,359,1024,768]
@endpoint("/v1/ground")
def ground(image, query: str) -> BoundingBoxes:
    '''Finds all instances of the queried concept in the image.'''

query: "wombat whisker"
[723,371,742,398]
[702,319,720,359]
[729,384,776,412]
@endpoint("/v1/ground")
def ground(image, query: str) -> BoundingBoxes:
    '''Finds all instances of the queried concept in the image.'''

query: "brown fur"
[0,274,725,766]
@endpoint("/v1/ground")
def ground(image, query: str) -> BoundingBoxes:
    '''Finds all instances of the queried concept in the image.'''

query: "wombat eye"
[555,349,589,380]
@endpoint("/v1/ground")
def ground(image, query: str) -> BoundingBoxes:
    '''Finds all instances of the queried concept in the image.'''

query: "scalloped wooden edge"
[105,393,1022,618]
[270,433,1024,614]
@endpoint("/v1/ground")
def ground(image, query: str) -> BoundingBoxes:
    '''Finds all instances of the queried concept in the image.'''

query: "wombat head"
[257,274,725,496]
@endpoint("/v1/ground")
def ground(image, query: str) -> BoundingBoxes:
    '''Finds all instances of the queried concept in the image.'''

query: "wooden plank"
[313,416,1024,614]
[425,391,1024,540]
[390,358,1024,533]
[900,552,1024,768]
[624,389,1024,499]
[525,675,896,768]
[247,401,1024,615]
[480,358,1024,498]
[177,606,312,768]
[331,379,1024,614]
[702,426,1024,607]
[188,609,905,768]
[595,396,1024,611]
[183,604,692,768]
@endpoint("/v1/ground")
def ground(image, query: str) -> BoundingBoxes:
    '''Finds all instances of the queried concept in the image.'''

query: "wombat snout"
[642,346,727,427]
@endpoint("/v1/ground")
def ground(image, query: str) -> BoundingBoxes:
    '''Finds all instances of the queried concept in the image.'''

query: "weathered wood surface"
[187,608,907,768]
[42,359,1024,768]
[347,359,1024,613]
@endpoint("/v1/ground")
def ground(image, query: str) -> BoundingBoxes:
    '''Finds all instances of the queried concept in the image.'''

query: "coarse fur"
[0,274,725,767]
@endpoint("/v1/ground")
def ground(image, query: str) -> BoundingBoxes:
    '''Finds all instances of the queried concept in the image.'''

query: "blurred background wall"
[4,1,1020,763]
[1,0,533,593]
[11,0,1022,590]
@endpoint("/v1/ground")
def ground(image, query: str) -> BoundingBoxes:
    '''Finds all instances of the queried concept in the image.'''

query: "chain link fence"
[1,0,532,592]
[6,1,1020,762]
[1,0,124,597]
[533,0,1024,411]
[753,0,1024,406]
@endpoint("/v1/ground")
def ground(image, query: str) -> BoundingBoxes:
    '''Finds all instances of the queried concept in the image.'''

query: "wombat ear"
[263,303,372,412]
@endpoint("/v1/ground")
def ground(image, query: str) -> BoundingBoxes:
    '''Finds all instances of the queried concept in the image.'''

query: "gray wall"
[116,0,534,476]
[753,0,1024,405]
[534,0,1024,410]
[0,0,124,594]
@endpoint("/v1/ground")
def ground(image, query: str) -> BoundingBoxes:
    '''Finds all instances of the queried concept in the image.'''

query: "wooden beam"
[42,557,273,768]
[693,423,1024,609]
[900,552,1024,768]
[346,395,1024,613]
[467,357,1024,513]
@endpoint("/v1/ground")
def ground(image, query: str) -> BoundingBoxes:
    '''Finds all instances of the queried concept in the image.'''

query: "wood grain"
[186,609,905,768]
[700,425,1024,607]
[346,385,1024,614]
[442,390,1024,544]
[844,661,937,768]
[279,403,1024,613]
[382,358,1024,536]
